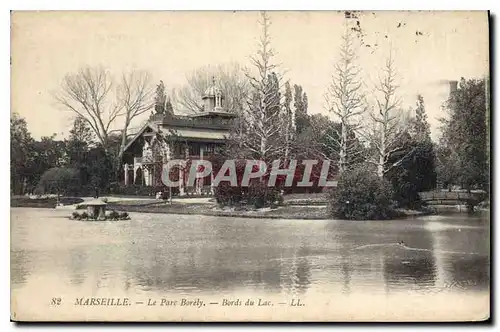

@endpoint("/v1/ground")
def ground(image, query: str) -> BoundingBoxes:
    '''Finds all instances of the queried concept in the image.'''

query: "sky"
[11,11,489,141]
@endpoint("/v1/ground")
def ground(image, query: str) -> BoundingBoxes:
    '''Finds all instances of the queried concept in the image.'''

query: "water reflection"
[127,220,312,294]
[68,248,87,286]
[339,249,353,294]
[10,209,489,298]
[383,222,437,293]
[278,243,312,295]
[10,250,31,288]
[448,256,490,290]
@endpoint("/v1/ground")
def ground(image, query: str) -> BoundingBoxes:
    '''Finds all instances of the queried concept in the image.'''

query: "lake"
[10,208,490,322]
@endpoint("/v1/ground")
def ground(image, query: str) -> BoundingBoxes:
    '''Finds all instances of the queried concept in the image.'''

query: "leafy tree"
[385,95,436,208]
[76,146,114,194]
[69,116,95,144]
[28,135,67,189]
[435,143,460,191]
[65,116,94,167]
[440,78,488,191]
[294,84,310,135]
[386,133,436,208]
[154,80,168,115]
[410,95,431,142]
[11,112,35,194]
[165,97,174,115]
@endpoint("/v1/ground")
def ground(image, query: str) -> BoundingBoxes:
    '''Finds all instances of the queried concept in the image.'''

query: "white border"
[3,1,497,331]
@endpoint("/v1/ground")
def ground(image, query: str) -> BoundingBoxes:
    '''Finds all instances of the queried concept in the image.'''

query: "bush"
[329,168,397,220]
[35,167,81,196]
[214,182,243,206]
[80,212,89,220]
[119,212,129,220]
[214,181,283,209]
[247,182,281,209]
[108,210,120,220]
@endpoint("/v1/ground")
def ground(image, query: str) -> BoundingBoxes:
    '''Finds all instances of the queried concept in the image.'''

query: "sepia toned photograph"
[10,10,490,322]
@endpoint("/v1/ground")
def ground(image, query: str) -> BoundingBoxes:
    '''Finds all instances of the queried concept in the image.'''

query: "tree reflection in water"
[126,217,312,294]
[10,209,489,299]
[11,249,32,288]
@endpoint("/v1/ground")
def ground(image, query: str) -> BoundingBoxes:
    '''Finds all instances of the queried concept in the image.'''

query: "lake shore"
[11,196,432,220]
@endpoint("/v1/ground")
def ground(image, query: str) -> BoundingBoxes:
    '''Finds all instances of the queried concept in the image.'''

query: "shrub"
[119,212,129,220]
[36,167,81,196]
[108,210,120,220]
[329,168,397,220]
[247,182,281,209]
[214,182,243,206]
[80,212,89,220]
[214,180,284,209]
[71,211,81,220]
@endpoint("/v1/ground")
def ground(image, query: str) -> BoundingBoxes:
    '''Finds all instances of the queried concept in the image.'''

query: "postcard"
[10,10,490,322]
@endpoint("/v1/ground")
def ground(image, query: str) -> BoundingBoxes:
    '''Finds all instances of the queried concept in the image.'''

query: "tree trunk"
[339,121,347,174]
[377,155,384,178]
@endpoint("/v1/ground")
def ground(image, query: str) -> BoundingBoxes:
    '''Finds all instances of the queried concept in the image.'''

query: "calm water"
[10,208,490,321]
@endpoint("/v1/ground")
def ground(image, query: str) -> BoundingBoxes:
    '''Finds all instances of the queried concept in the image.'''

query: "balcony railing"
[133,156,168,165]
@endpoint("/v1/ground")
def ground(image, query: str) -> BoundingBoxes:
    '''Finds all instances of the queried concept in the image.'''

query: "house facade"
[121,79,236,195]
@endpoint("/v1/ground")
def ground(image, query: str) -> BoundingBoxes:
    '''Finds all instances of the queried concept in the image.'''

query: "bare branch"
[54,66,115,149]
[324,19,366,173]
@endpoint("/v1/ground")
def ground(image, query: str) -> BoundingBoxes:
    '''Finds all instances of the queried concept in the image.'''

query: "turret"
[202,77,224,112]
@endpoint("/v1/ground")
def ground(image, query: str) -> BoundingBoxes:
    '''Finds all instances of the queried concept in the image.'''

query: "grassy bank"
[106,202,329,220]
[106,201,430,220]
[11,196,84,208]
[12,196,431,220]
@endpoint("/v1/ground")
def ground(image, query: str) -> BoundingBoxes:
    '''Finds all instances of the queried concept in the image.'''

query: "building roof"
[162,128,228,141]
[122,116,232,153]
[189,111,237,118]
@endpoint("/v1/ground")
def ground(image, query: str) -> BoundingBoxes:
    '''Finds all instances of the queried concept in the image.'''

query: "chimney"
[449,80,458,94]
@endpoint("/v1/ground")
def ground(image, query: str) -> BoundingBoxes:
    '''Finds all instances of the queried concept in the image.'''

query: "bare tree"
[240,11,286,161]
[283,81,293,159]
[365,50,410,178]
[55,66,155,178]
[115,69,155,166]
[325,18,367,173]
[171,62,250,114]
[55,66,119,150]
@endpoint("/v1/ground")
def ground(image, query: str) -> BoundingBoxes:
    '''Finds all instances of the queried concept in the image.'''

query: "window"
[205,144,215,154]
[188,144,200,156]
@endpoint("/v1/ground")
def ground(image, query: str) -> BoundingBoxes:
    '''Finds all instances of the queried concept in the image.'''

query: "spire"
[202,76,224,112]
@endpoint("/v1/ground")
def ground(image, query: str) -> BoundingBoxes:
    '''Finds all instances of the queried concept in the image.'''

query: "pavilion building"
[121,78,236,195]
